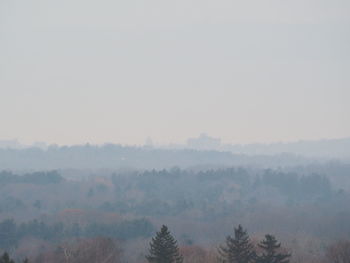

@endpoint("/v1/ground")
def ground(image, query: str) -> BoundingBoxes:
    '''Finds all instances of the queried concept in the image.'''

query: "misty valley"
[2,0,349,261]
[0,145,349,262]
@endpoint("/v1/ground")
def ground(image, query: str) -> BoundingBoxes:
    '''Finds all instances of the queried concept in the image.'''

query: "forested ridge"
[0,165,349,262]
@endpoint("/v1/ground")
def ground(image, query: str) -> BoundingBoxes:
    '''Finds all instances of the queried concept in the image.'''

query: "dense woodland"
[2,0,349,260]
[0,156,349,262]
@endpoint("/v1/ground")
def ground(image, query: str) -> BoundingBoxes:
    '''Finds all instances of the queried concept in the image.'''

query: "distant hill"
[222,138,350,159]
[181,134,350,159]
[0,143,346,171]
[0,137,349,171]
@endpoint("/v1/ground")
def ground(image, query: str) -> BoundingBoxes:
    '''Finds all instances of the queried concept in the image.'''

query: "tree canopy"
[146,225,183,263]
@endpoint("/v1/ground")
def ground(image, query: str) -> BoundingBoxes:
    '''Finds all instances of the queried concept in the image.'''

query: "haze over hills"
[0,135,349,171]
[1,0,349,261]
[182,134,350,159]
[2,134,350,158]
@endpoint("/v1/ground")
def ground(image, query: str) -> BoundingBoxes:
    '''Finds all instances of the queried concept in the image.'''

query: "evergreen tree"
[0,252,15,263]
[256,234,291,263]
[218,224,255,263]
[146,225,183,263]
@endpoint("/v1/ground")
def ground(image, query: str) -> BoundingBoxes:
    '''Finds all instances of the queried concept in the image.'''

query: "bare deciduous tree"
[33,237,122,263]
[326,240,350,263]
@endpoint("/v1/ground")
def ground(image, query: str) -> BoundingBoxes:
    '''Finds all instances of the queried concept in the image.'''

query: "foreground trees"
[144,224,291,263]
[218,225,291,263]
[218,225,256,263]
[146,224,290,263]
[257,235,290,263]
[1,224,294,263]
[0,253,15,263]
[146,225,183,263]
[0,253,27,263]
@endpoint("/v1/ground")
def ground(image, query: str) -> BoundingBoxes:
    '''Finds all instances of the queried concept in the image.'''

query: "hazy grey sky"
[1,0,349,145]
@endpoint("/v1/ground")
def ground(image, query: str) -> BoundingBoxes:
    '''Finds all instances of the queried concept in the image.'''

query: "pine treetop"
[146,225,183,263]
[257,234,291,263]
[218,224,256,263]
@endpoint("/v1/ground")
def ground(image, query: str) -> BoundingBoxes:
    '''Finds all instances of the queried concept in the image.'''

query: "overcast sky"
[1,0,349,145]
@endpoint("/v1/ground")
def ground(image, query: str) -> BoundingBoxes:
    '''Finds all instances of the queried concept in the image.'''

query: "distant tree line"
[0,218,154,250]
[258,169,332,199]
[1,142,344,170]
[0,171,63,185]
[105,168,335,217]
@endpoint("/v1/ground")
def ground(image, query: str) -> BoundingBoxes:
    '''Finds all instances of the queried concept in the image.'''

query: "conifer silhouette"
[218,224,256,263]
[0,253,15,263]
[256,234,291,263]
[146,225,183,263]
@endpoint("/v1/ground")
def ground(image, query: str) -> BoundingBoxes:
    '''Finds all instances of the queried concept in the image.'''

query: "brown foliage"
[33,237,122,263]
[326,240,350,263]
[180,245,217,263]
